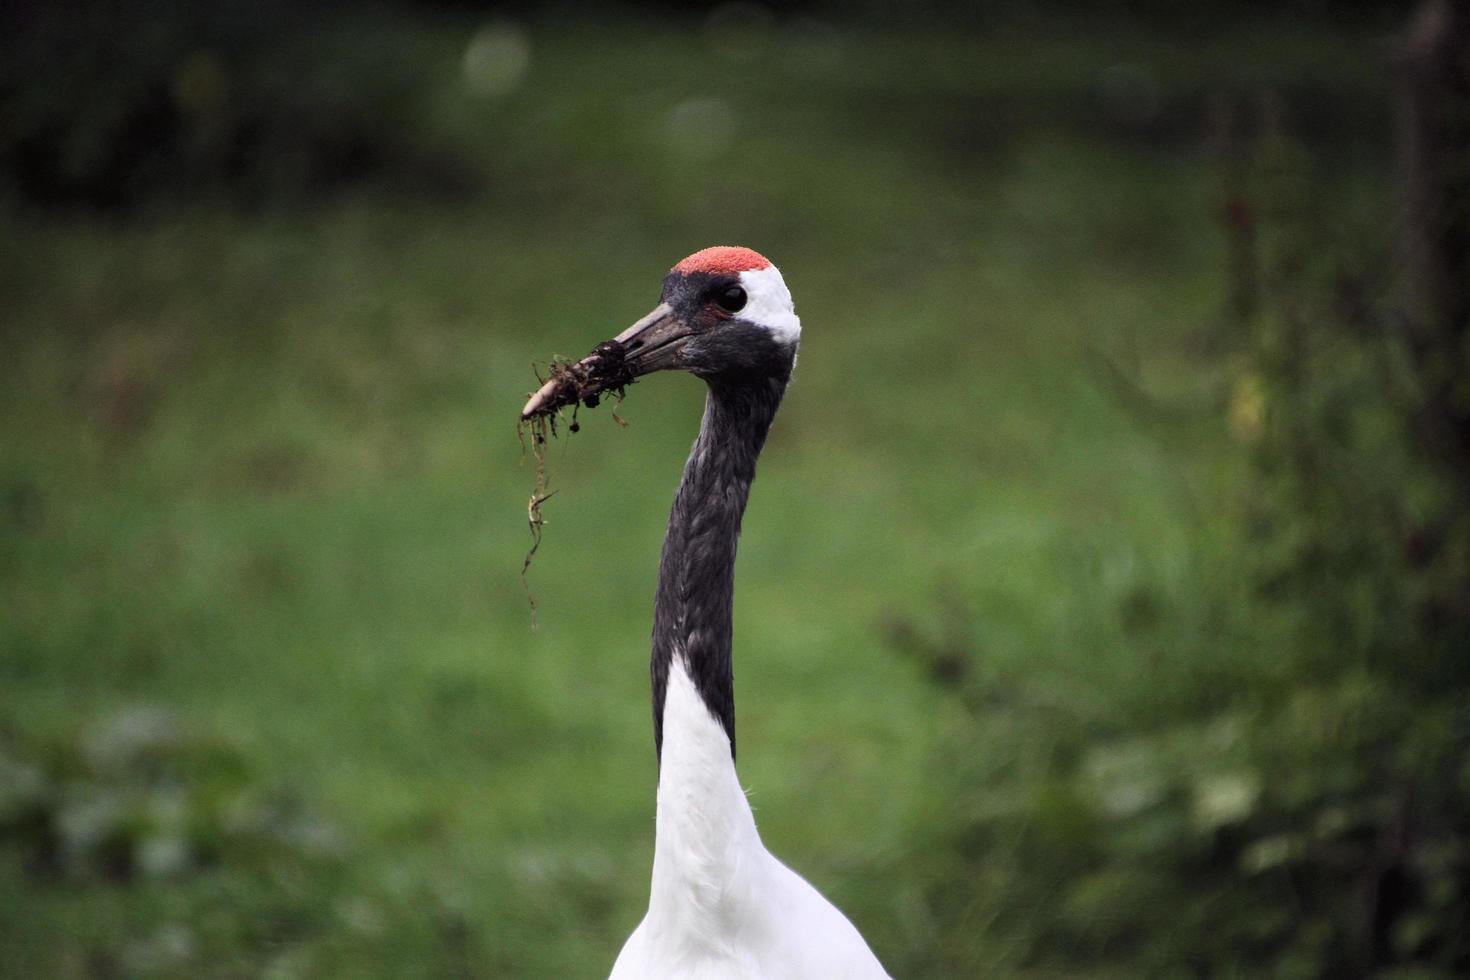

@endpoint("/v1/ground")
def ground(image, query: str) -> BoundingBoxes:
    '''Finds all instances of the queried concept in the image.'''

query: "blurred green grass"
[0,13,1389,978]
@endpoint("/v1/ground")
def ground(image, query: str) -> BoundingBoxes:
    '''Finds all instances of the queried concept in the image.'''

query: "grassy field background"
[0,10,1396,977]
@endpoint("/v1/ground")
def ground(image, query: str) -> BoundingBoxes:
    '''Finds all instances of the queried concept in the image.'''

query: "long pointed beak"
[520,303,694,420]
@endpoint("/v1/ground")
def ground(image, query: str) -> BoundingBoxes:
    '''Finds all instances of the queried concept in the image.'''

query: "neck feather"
[651,376,787,762]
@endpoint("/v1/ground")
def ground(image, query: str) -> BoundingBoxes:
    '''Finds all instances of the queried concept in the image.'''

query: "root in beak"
[520,340,637,420]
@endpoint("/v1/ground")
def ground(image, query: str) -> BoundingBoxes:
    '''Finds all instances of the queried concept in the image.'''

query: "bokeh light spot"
[463,23,531,98]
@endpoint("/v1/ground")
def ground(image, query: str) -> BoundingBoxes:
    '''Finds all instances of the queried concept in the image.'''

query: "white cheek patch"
[738,265,801,345]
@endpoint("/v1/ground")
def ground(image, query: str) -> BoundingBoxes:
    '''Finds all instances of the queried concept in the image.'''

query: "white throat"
[647,656,762,944]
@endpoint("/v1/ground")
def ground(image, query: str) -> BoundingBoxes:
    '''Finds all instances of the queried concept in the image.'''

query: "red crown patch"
[672,246,772,276]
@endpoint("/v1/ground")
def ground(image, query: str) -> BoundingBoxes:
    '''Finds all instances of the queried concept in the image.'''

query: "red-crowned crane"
[522,247,891,979]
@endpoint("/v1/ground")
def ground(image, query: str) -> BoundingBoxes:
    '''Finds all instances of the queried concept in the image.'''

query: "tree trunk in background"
[1398,0,1470,472]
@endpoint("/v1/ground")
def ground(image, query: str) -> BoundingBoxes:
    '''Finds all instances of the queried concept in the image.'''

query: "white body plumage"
[609,659,891,980]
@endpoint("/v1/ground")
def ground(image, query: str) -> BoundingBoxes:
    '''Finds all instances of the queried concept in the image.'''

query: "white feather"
[738,265,801,346]
[609,659,891,980]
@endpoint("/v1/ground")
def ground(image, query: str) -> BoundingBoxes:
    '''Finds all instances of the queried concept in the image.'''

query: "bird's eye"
[715,285,747,313]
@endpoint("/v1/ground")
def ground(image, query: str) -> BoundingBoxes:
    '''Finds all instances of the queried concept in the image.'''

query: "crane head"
[521,246,800,420]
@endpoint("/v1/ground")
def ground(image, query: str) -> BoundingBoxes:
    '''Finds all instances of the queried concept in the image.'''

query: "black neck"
[651,376,787,762]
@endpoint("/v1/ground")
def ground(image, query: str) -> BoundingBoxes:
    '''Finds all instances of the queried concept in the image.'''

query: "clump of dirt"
[522,341,637,420]
[516,346,634,627]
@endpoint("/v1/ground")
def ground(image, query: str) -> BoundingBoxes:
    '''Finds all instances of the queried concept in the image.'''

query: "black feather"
[650,373,790,763]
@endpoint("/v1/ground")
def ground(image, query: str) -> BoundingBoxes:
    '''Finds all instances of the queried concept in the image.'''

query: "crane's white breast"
[608,660,892,980]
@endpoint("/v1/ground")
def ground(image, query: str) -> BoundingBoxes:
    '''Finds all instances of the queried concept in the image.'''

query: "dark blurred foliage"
[0,0,1415,211]
[895,7,1470,976]
[0,0,476,211]
[417,0,1415,28]
[1,706,349,976]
